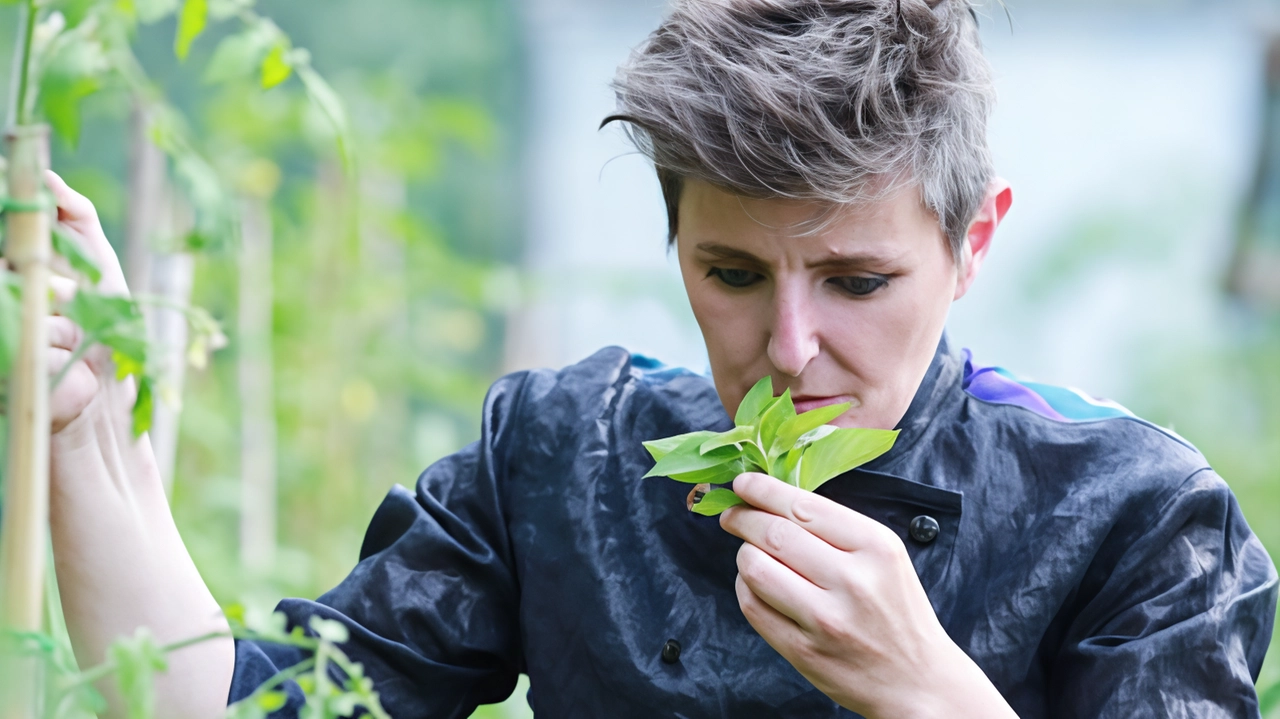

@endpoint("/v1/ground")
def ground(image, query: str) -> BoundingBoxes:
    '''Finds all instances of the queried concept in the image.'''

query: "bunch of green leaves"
[643,376,899,516]
[223,605,390,719]
[0,603,388,719]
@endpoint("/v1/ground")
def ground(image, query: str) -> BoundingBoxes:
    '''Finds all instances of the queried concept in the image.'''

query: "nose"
[766,284,820,377]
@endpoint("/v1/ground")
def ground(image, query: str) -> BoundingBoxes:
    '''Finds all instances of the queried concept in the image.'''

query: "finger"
[45,170,98,227]
[734,573,806,650]
[47,315,84,352]
[735,541,826,629]
[721,504,846,589]
[731,472,889,553]
[50,274,78,305]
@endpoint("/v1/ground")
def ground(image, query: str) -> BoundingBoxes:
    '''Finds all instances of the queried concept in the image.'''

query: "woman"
[46,0,1276,717]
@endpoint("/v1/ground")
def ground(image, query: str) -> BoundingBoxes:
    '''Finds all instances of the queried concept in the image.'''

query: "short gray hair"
[605,0,996,260]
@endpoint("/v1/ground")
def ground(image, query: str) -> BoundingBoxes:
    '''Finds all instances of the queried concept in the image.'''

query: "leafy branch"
[3,605,389,719]
[643,376,899,515]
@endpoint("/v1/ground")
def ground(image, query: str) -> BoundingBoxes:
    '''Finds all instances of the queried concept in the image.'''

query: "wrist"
[868,636,1017,719]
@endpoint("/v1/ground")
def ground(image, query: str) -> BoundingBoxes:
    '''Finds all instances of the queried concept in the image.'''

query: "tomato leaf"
[131,375,154,437]
[259,43,292,88]
[203,21,277,84]
[133,0,181,23]
[52,227,103,283]
[0,274,21,378]
[690,488,746,516]
[296,62,352,168]
[174,0,208,60]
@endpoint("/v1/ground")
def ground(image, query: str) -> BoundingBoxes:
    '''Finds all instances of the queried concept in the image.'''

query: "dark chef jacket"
[229,335,1279,717]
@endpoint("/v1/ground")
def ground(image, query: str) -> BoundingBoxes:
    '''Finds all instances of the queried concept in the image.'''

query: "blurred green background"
[2,0,1280,716]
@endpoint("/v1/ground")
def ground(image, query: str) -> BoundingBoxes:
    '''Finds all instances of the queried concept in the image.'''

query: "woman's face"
[676,179,971,430]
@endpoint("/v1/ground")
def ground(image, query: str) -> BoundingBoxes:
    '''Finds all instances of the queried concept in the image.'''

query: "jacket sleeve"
[1049,468,1278,718]
[227,371,529,718]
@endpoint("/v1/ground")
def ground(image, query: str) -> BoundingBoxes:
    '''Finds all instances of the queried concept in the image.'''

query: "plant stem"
[59,630,233,690]
[13,0,39,126]
[48,334,95,391]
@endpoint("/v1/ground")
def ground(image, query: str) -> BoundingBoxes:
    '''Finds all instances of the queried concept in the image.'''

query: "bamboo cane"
[0,123,52,719]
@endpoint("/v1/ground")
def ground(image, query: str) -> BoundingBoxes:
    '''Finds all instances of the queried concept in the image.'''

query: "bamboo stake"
[0,123,52,719]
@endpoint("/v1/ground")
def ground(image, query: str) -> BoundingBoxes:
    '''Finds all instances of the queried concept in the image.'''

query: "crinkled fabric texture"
[228,337,1278,718]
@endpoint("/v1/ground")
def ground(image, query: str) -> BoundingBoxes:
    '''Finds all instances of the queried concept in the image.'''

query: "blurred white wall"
[509,0,1272,405]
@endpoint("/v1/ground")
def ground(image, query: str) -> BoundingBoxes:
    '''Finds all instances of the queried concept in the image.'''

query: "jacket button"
[909,515,939,543]
[661,639,681,664]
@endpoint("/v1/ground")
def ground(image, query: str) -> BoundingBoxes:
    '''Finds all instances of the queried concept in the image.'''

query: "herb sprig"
[642,376,899,515]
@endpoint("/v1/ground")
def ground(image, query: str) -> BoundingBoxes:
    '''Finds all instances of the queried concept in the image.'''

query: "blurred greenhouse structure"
[0,0,1279,716]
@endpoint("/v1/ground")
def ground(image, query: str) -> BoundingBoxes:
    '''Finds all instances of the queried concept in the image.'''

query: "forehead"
[676,179,946,260]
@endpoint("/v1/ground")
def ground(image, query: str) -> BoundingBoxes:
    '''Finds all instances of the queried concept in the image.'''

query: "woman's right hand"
[41,170,134,435]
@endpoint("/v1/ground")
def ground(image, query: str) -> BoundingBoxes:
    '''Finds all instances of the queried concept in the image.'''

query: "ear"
[954,177,1012,301]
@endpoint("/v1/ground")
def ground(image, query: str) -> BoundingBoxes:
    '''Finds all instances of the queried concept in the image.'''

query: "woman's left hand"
[719,472,1018,719]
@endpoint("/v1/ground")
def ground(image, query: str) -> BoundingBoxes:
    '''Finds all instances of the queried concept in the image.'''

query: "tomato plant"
[0,1,385,717]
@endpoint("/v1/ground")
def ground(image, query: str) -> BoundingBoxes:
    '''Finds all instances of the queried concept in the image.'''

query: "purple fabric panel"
[961,350,1069,422]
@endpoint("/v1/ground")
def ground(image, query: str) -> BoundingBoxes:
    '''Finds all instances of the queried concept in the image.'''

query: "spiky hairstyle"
[606,0,996,258]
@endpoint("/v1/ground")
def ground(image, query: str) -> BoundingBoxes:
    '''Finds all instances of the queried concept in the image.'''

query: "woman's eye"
[708,267,763,288]
[827,275,887,296]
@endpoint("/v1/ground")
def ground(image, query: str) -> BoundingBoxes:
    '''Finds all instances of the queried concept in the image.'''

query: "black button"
[661,639,681,664]
[909,515,939,543]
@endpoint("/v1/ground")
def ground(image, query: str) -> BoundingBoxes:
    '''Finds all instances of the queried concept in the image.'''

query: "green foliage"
[51,227,102,283]
[643,376,899,515]
[174,0,208,60]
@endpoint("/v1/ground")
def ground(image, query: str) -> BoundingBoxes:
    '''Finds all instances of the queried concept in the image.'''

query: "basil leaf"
[643,430,717,462]
[643,434,742,478]
[756,388,795,448]
[798,427,898,491]
[689,488,746,516]
[772,402,849,456]
[669,457,746,485]
[734,375,773,425]
[699,424,754,453]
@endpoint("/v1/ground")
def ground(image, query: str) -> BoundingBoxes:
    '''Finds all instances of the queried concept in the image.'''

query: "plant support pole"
[0,124,52,719]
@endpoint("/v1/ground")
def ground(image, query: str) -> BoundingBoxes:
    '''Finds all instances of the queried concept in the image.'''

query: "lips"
[791,394,859,414]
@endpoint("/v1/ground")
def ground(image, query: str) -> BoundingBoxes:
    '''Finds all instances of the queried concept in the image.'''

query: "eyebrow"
[693,242,900,271]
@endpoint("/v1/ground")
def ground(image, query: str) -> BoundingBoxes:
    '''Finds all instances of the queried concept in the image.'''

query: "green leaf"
[296,63,352,168]
[133,0,180,23]
[203,22,276,84]
[256,691,287,712]
[797,427,898,491]
[667,456,745,485]
[699,424,755,454]
[174,0,208,60]
[773,402,850,456]
[308,616,349,644]
[0,275,21,378]
[643,430,716,462]
[63,291,144,338]
[132,376,154,437]
[41,76,99,147]
[108,628,168,719]
[52,228,103,283]
[260,43,292,89]
[690,488,746,516]
[644,433,743,480]
[735,376,774,425]
[756,389,795,449]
